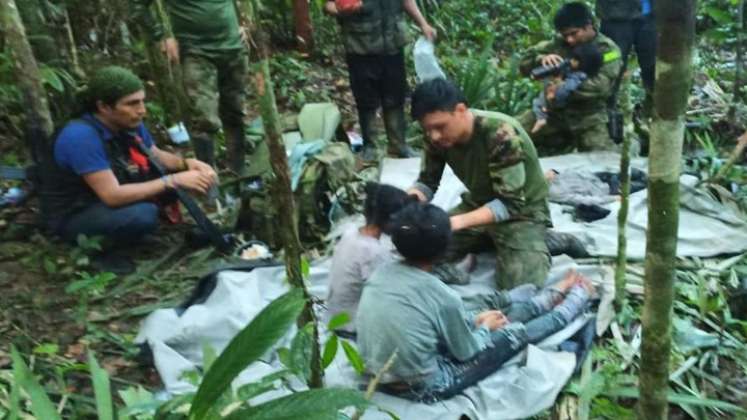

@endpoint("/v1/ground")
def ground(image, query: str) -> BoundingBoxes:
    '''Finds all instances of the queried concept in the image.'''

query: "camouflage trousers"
[182,51,248,171]
[517,109,617,154]
[441,206,551,289]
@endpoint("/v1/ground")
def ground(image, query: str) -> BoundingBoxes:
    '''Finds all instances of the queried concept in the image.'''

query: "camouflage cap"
[87,65,144,105]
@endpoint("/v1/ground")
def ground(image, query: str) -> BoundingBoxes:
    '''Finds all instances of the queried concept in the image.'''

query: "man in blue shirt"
[41,66,217,271]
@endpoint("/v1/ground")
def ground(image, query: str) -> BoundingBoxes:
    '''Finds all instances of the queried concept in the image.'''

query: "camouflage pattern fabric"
[131,0,243,57]
[519,33,622,152]
[182,52,248,164]
[335,0,408,56]
[417,111,551,288]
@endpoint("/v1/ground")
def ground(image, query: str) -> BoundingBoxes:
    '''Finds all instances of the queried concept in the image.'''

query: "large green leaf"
[341,340,365,375]
[10,346,61,420]
[322,335,339,369]
[88,352,114,420]
[189,289,306,419]
[225,388,370,420]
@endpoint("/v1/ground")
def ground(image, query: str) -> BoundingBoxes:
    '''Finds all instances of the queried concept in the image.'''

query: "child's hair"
[570,43,603,78]
[363,183,413,234]
[389,202,451,262]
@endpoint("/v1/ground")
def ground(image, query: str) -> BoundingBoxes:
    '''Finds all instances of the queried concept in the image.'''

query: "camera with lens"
[530,60,571,80]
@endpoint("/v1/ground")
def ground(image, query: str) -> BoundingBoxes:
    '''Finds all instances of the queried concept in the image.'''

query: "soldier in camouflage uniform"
[518,2,622,153]
[408,79,551,289]
[132,0,249,174]
[324,0,435,160]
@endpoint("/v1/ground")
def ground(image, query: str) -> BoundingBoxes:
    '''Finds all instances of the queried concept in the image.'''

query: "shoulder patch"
[603,50,621,63]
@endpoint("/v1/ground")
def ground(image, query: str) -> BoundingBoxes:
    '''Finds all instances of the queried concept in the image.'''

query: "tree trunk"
[637,1,696,419]
[252,30,323,388]
[735,0,745,104]
[1,0,55,159]
[615,133,631,308]
[293,0,314,54]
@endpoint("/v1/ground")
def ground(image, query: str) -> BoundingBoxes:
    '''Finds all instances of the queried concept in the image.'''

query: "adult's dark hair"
[410,78,468,121]
[570,43,603,77]
[554,2,594,31]
[390,202,451,262]
[363,182,413,234]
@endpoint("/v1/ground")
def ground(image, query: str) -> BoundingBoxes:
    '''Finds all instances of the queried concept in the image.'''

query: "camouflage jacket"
[596,0,654,21]
[415,111,550,225]
[131,0,243,57]
[335,0,408,56]
[519,33,622,130]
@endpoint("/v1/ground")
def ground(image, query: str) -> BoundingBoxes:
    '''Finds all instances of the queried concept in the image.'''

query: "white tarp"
[136,255,610,420]
[381,152,747,259]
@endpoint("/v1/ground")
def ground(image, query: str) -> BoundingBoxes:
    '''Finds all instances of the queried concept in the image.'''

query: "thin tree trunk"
[637,1,696,418]
[735,0,745,103]
[293,0,314,54]
[252,29,323,388]
[615,133,631,308]
[1,0,55,160]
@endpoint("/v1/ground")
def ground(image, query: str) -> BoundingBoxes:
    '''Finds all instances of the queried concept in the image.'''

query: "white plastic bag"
[413,36,446,82]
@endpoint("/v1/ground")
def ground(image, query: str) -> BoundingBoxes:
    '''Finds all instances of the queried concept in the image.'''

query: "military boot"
[358,109,378,162]
[383,107,416,158]
[224,124,247,175]
[545,230,589,258]
[192,135,216,168]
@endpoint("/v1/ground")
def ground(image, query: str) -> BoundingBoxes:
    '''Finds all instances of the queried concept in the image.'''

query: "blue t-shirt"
[54,114,155,176]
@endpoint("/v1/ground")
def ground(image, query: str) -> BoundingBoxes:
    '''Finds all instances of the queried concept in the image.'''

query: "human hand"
[540,54,564,67]
[545,82,559,101]
[185,158,218,183]
[449,214,464,231]
[407,188,428,203]
[324,1,339,15]
[172,170,214,194]
[421,23,437,41]
[532,119,547,133]
[161,37,180,64]
[475,310,509,331]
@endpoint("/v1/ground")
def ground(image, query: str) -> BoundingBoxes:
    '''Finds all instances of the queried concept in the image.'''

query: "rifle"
[130,136,234,253]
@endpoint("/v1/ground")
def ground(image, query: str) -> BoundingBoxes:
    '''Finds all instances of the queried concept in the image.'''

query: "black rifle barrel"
[132,137,232,253]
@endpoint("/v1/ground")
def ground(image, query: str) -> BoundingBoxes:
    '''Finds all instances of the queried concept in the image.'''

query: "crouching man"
[408,78,552,289]
[40,66,217,272]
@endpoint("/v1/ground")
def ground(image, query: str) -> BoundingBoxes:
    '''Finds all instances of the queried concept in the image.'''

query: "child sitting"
[357,202,593,402]
[531,43,603,133]
[324,182,412,335]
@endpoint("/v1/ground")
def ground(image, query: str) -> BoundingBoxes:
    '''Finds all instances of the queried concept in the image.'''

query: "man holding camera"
[518,2,622,153]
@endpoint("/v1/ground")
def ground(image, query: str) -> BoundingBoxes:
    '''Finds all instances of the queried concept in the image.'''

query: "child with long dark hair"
[325,182,412,335]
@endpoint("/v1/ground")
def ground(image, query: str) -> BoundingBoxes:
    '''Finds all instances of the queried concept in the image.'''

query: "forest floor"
[2,36,747,418]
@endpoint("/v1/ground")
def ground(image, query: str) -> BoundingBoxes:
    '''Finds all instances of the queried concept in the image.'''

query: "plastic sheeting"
[136,254,611,420]
[380,152,747,259]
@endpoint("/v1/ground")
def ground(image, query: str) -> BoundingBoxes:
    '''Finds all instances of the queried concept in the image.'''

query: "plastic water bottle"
[414,37,446,82]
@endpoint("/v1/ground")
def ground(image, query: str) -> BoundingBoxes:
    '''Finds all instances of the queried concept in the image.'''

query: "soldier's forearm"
[450,206,496,231]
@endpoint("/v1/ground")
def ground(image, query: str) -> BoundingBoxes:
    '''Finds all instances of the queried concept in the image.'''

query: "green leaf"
[341,340,365,375]
[289,323,313,381]
[236,370,290,401]
[88,352,114,420]
[32,343,59,355]
[225,388,370,420]
[189,289,306,420]
[326,313,351,331]
[322,335,339,369]
[39,66,64,93]
[43,258,57,274]
[10,346,61,420]
[301,257,311,279]
[602,387,747,414]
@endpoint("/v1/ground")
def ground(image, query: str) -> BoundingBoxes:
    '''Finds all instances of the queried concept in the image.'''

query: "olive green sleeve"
[519,40,556,77]
[130,0,167,42]
[569,49,622,101]
[487,132,528,218]
[413,143,446,201]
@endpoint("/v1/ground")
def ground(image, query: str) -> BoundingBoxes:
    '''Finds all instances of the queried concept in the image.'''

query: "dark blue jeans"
[58,201,158,244]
